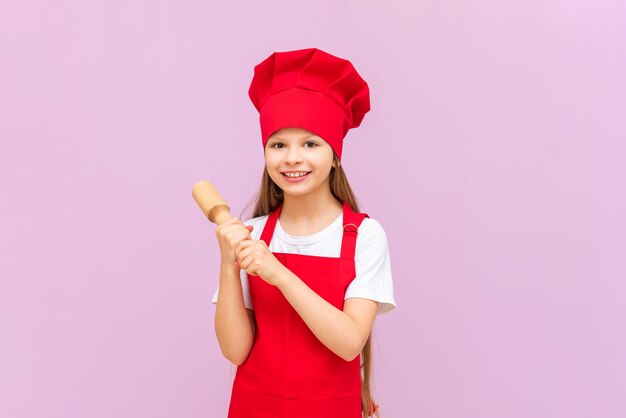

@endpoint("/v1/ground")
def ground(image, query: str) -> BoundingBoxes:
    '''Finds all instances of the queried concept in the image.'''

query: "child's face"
[264,127,335,197]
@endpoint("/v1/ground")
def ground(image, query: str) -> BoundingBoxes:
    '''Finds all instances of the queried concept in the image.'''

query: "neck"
[279,184,342,225]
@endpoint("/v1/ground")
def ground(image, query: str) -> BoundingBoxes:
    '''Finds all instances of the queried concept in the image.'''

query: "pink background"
[1,1,624,417]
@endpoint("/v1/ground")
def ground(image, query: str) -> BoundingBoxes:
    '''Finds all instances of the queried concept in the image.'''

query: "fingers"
[233,239,252,260]
[215,218,256,263]
[238,252,259,276]
[217,219,254,236]
[236,238,257,248]
[216,217,244,232]
[235,240,270,273]
[216,220,251,241]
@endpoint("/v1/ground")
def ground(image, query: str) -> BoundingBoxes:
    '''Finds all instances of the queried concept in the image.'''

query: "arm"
[275,270,379,362]
[214,260,256,366]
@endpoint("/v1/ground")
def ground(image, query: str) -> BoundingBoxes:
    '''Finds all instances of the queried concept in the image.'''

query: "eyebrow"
[271,135,315,141]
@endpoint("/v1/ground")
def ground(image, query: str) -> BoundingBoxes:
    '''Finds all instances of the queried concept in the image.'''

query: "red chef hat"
[248,47,371,160]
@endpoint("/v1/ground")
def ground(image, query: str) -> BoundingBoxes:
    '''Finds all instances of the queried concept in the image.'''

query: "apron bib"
[227,202,369,418]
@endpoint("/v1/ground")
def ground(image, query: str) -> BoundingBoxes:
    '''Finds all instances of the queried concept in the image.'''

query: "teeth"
[284,172,308,178]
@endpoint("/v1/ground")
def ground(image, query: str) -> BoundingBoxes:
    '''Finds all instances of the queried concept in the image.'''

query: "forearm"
[275,269,360,362]
[214,260,255,365]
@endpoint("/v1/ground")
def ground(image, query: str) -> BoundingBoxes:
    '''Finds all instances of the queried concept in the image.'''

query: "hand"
[234,239,287,286]
[214,218,254,265]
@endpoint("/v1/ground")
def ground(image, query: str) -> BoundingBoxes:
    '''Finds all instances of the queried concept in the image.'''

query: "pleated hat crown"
[248,48,371,159]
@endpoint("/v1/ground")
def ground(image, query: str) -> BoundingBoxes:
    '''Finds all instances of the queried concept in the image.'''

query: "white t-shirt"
[211,212,397,316]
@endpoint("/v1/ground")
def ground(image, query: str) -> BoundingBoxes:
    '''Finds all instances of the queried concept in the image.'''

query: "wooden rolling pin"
[191,180,232,225]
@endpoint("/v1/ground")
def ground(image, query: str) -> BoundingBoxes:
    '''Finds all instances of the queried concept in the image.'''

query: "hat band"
[259,88,349,159]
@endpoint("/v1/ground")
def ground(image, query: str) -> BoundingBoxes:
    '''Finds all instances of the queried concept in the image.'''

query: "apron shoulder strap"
[260,203,282,246]
[340,202,369,260]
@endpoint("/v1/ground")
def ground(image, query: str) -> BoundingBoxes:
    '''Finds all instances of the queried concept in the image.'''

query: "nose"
[284,145,303,164]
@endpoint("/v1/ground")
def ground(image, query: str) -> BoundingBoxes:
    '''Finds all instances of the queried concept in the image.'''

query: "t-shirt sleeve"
[210,218,258,310]
[344,218,397,316]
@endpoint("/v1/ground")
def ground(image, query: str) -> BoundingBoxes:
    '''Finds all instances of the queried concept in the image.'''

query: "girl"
[211,48,396,418]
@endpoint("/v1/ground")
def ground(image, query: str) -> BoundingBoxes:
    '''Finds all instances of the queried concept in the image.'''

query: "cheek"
[264,155,277,168]
[316,153,335,170]
[264,160,281,179]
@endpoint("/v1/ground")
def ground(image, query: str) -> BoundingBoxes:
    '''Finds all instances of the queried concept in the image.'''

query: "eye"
[270,141,318,149]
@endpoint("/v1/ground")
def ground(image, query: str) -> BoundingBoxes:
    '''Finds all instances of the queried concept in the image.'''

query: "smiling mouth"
[281,172,311,178]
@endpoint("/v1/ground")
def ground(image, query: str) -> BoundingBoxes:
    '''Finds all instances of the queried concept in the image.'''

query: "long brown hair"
[239,152,381,418]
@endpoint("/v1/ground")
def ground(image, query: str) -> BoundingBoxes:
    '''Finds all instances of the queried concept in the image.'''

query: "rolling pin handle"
[208,204,231,225]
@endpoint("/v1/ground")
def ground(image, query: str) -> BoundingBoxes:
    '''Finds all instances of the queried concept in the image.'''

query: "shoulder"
[356,217,389,246]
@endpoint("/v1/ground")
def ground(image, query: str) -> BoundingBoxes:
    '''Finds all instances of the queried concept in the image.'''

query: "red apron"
[227,201,369,418]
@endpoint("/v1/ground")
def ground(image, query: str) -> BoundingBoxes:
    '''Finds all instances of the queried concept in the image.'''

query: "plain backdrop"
[1,1,624,417]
